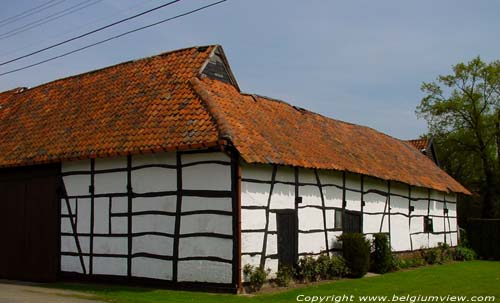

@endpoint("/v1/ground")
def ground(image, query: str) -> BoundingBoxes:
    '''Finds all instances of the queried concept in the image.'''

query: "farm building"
[0,45,469,292]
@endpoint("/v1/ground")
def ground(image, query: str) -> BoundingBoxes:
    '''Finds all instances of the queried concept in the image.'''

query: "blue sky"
[1,0,499,139]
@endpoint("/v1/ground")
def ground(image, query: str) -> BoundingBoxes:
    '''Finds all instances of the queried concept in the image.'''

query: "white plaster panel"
[178,237,232,259]
[391,182,408,197]
[182,152,230,164]
[61,255,88,274]
[325,209,335,229]
[241,182,270,207]
[133,152,176,167]
[345,190,361,211]
[430,190,444,201]
[62,159,91,173]
[345,173,361,191]
[275,166,295,183]
[132,235,173,256]
[177,260,232,283]
[180,214,232,235]
[132,214,175,234]
[322,185,343,208]
[269,183,294,209]
[268,212,277,231]
[93,237,127,254]
[410,217,424,234]
[132,196,176,213]
[93,257,127,276]
[363,214,388,234]
[390,214,411,251]
[431,217,443,232]
[264,259,279,275]
[364,193,386,213]
[61,217,73,234]
[448,218,457,231]
[447,203,457,216]
[182,196,232,212]
[63,175,90,196]
[61,198,76,215]
[298,168,317,184]
[299,185,322,206]
[242,255,260,270]
[411,186,428,200]
[77,199,91,233]
[132,167,176,193]
[298,208,324,231]
[429,234,444,248]
[62,236,89,254]
[242,209,266,230]
[94,197,109,234]
[265,234,278,255]
[94,171,127,194]
[318,170,343,187]
[241,232,264,253]
[299,232,326,254]
[182,163,231,190]
[111,217,128,234]
[132,258,172,280]
[111,197,128,213]
[412,234,429,249]
[327,231,343,250]
[391,195,408,214]
[410,200,428,215]
[95,157,126,170]
[241,164,272,181]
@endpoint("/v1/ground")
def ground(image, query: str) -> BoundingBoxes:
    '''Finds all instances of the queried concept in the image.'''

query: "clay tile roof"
[407,138,429,152]
[191,77,470,195]
[0,45,470,195]
[0,46,220,166]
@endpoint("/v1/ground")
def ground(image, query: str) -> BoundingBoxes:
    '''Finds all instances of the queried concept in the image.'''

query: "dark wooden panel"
[276,211,297,268]
[0,164,59,282]
[343,211,362,233]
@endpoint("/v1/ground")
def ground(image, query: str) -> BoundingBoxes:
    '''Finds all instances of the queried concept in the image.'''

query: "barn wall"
[60,151,238,288]
[240,163,458,274]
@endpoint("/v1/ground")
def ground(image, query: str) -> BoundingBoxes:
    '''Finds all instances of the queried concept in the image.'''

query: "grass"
[49,261,499,303]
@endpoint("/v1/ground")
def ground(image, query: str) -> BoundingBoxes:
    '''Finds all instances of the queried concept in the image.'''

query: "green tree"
[417,57,500,218]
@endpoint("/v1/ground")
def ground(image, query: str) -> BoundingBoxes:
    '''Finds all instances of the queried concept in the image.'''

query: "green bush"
[421,248,440,265]
[328,255,350,278]
[438,243,453,263]
[454,246,477,261]
[393,254,426,269]
[371,233,394,273]
[459,229,470,248]
[296,256,319,282]
[243,264,270,292]
[274,266,294,287]
[338,233,371,278]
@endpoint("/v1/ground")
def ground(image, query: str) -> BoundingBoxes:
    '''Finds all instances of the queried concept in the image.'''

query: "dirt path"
[0,280,105,303]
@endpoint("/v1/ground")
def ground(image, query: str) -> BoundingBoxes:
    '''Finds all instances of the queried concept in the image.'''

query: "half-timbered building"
[0,45,469,292]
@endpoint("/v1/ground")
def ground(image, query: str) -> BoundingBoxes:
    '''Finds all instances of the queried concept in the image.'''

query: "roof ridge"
[189,77,234,142]
[3,45,216,94]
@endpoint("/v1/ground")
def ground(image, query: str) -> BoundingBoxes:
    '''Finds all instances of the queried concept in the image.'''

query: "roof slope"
[407,138,429,152]
[0,46,220,166]
[192,77,469,194]
[0,45,469,194]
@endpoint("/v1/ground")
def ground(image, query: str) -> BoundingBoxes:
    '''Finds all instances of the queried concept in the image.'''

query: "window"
[334,209,342,230]
[424,216,433,233]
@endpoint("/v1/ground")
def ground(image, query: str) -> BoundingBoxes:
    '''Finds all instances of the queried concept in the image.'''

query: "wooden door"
[0,164,60,282]
[276,211,298,268]
[343,211,362,233]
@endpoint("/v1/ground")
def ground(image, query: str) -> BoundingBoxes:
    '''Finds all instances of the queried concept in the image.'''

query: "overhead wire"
[0,0,182,66]
[0,0,228,77]
[0,0,67,28]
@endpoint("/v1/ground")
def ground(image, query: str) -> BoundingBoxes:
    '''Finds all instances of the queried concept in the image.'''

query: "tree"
[417,57,500,218]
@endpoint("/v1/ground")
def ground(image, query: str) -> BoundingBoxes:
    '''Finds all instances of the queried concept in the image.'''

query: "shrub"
[296,256,319,282]
[274,266,294,287]
[453,246,477,261]
[421,248,440,265]
[316,254,331,280]
[328,255,349,278]
[438,242,453,263]
[243,264,270,292]
[459,228,470,248]
[338,233,370,278]
[393,254,426,269]
[371,233,394,273]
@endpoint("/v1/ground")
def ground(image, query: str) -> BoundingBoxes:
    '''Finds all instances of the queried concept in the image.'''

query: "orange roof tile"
[407,138,429,151]
[0,45,470,195]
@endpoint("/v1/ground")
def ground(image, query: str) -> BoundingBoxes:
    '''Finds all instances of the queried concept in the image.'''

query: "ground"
[0,261,498,303]
[0,281,104,303]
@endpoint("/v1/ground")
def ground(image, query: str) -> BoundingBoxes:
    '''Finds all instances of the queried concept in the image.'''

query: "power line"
[0,0,104,40]
[0,0,182,66]
[0,0,228,77]
[0,0,67,28]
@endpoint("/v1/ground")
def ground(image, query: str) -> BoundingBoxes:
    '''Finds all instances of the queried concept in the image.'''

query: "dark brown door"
[343,210,362,233]
[276,211,298,268]
[0,164,60,282]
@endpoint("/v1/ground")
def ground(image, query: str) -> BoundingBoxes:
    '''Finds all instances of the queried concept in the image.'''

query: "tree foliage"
[417,57,500,218]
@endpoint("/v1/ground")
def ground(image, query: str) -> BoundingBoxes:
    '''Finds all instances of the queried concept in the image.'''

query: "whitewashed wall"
[60,151,235,286]
[240,163,459,275]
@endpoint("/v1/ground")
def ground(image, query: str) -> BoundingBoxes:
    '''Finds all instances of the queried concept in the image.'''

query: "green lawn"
[51,261,499,303]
